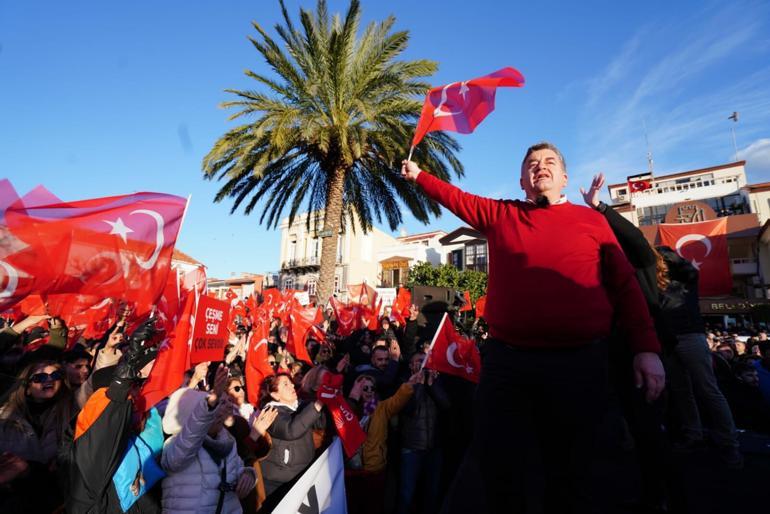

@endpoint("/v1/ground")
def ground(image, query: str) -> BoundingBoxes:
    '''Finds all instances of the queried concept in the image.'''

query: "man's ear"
[519,177,525,190]
[270,391,280,402]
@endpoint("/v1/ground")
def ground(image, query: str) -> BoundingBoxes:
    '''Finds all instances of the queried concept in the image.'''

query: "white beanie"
[162,387,209,436]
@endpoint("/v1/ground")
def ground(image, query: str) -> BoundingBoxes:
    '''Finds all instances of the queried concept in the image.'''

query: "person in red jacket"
[402,142,665,514]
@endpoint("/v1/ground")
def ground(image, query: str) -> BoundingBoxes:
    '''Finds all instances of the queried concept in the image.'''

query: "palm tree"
[203,0,463,302]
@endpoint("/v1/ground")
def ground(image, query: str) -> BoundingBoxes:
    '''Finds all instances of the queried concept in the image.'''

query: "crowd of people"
[2,141,770,514]
[1,293,769,513]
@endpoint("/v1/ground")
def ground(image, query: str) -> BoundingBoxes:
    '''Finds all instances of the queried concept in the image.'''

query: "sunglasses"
[362,385,374,393]
[231,386,243,393]
[268,361,278,367]
[29,370,64,384]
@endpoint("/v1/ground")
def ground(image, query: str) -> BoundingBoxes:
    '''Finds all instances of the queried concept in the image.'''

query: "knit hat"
[162,387,208,436]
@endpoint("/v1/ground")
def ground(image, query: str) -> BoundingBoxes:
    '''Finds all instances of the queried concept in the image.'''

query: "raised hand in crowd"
[336,352,350,374]
[105,327,125,350]
[389,340,401,361]
[207,363,229,408]
[10,313,49,334]
[189,361,210,388]
[235,465,257,499]
[579,172,605,208]
[407,370,424,386]
[251,405,279,439]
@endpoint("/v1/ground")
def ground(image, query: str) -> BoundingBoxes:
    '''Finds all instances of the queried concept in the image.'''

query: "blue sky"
[2,0,769,278]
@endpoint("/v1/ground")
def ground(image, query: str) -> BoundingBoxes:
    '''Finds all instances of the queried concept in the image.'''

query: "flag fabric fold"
[424,313,481,383]
[412,67,525,147]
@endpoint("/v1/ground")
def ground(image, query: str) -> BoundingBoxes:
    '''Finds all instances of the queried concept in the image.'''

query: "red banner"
[658,219,731,296]
[190,296,230,364]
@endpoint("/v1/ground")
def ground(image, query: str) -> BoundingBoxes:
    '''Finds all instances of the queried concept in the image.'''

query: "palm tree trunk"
[317,166,346,305]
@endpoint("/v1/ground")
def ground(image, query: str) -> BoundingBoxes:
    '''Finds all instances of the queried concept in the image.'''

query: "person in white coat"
[161,365,256,514]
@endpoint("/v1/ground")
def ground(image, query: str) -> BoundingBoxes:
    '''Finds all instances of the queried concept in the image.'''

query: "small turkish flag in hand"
[412,67,525,146]
[424,313,481,383]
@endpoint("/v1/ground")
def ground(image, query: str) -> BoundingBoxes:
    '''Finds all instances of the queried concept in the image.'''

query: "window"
[307,279,317,296]
[449,249,463,269]
[465,245,476,267]
[283,277,294,291]
[618,188,627,196]
[334,274,341,293]
[288,239,297,261]
[465,243,488,272]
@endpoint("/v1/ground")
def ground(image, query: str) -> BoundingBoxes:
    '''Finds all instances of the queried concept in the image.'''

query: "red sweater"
[417,172,660,353]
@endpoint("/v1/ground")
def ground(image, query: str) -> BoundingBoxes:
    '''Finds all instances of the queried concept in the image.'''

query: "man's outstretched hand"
[579,173,605,209]
[633,352,666,403]
[401,160,421,181]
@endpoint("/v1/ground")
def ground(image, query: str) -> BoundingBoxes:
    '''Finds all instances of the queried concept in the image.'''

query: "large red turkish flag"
[136,267,202,412]
[5,191,187,315]
[424,313,480,383]
[245,320,274,406]
[329,296,362,336]
[412,67,525,147]
[287,303,323,364]
[658,219,731,296]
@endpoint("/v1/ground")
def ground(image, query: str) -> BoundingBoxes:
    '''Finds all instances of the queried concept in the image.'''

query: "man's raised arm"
[401,160,501,233]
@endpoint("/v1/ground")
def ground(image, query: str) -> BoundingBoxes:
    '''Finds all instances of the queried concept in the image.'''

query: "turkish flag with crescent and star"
[245,319,274,406]
[412,67,525,147]
[658,218,731,296]
[4,191,187,316]
[424,313,480,383]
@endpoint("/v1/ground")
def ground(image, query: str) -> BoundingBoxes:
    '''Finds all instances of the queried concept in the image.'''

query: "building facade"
[207,273,265,301]
[278,211,398,296]
[375,230,447,287]
[439,227,489,273]
[607,160,770,326]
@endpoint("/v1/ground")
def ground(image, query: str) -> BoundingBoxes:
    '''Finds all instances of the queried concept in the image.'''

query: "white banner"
[273,437,348,514]
[374,287,397,307]
[294,291,311,306]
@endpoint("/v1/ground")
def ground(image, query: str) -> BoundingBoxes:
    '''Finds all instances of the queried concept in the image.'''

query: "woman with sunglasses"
[0,360,75,513]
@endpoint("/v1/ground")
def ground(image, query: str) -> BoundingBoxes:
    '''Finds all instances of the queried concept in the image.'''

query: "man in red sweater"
[402,142,665,514]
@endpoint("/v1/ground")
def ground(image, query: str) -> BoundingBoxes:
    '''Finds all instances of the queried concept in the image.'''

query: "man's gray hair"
[522,141,567,171]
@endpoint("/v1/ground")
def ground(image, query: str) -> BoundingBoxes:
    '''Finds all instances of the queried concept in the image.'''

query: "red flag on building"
[245,320,274,406]
[412,67,525,147]
[627,173,653,193]
[658,218,731,296]
[5,191,187,316]
[475,295,487,319]
[424,313,481,383]
[225,288,237,302]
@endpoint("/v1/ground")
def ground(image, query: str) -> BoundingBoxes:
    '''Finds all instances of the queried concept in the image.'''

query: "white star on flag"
[103,217,134,243]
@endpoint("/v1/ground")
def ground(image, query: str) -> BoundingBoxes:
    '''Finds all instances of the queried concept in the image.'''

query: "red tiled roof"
[172,248,203,266]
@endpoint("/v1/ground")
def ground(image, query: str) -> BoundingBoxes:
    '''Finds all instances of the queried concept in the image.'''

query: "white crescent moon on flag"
[0,260,19,299]
[130,209,165,270]
[78,251,125,285]
[446,342,464,368]
[434,82,468,118]
[675,233,712,258]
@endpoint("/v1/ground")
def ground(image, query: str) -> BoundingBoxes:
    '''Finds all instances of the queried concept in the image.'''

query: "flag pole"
[407,145,415,162]
[420,312,447,372]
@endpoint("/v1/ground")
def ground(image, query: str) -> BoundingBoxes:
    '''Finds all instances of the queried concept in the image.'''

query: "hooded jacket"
[160,388,254,514]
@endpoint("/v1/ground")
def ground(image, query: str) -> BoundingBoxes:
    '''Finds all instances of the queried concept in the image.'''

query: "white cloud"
[737,138,770,177]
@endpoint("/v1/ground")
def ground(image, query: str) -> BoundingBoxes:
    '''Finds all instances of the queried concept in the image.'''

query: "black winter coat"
[399,379,451,451]
[262,401,323,485]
